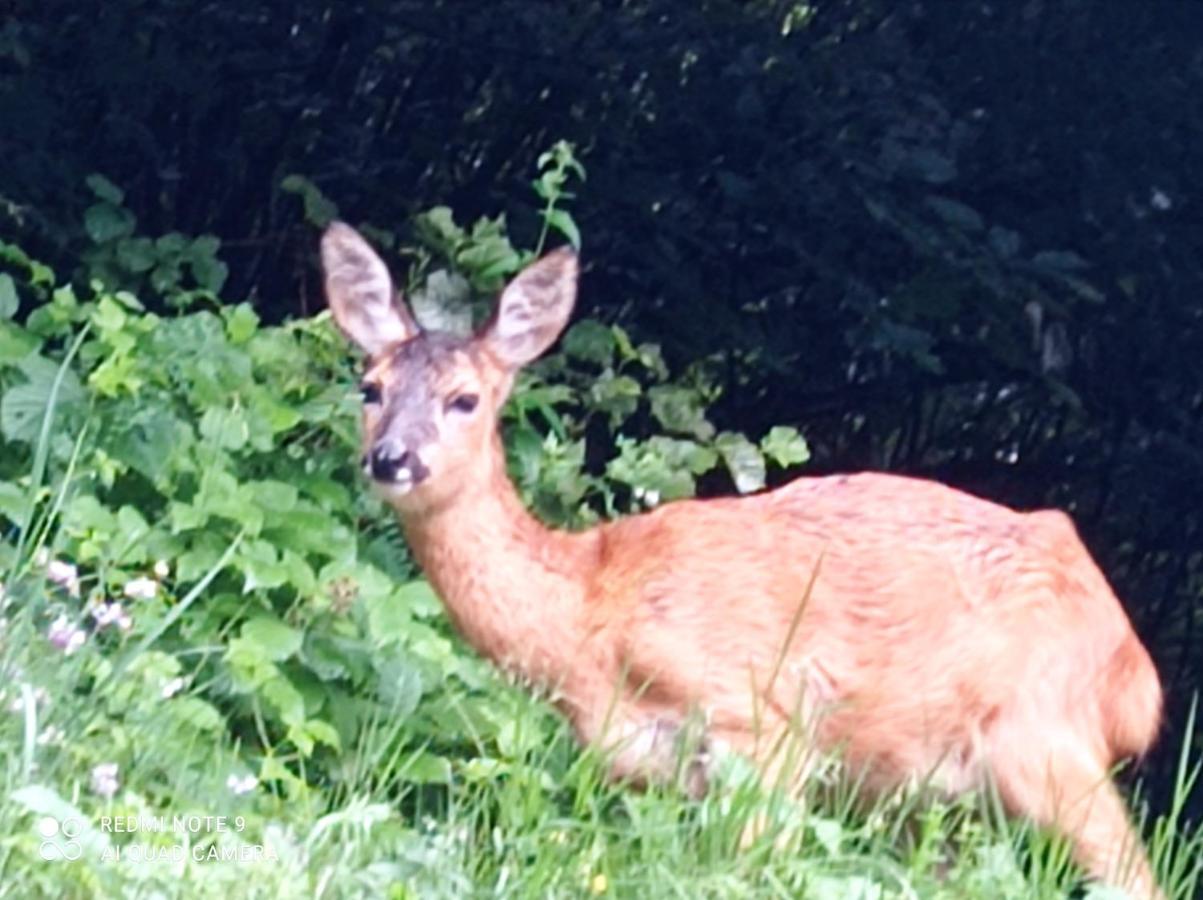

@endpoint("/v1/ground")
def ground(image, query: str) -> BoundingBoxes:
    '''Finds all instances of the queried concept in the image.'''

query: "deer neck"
[395,440,597,690]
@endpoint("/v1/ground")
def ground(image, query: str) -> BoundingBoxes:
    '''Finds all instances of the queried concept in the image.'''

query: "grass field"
[1,571,1200,899]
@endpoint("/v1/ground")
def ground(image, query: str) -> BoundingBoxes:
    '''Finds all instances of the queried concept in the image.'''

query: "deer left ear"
[321,222,420,356]
[480,247,578,369]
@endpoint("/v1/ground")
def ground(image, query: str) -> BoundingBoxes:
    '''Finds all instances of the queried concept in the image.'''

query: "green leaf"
[116,504,151,545]
[241,615,302,662]
[225,303,260,344]
[155,233,188,255]
[648,385,715,440]
[404,751,452,784]
[280,174,339,226]
[199,405,249,451]
[761,426,810,468]
[409,269,473,335]
[190,249,229,293]
[115,237,157,273]
[263,676,306,726]
[606,436,716,501]
[171,697,224,732]
[373,654,423,716]
[413,206,465,256]
[0,354,85,443]
[0,239,55,287]
[92,295,127,332]
[104,403,188,483]
[716,431,766,493]
[543,208,581,249]
[457,233,522,288]
[0,273,17,318]
[250,479,299,513]
[0,480,25,522]
[562,320,615,366]
[302,718,341,751]
[176,534,226,582]
[588,371,641,427]
[396,579,441,618]
[85,173,125,205]
[0,320,40,365]
[925,196,984,232]
[84,202,136,244]
[364,588,410,646]
[236,539,287,590]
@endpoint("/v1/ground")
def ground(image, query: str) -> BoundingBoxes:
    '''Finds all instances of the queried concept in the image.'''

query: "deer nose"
[369,444,430,484]
[370,445,411,482]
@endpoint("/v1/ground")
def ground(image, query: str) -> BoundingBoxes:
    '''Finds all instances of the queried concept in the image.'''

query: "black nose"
[370,446,411,482]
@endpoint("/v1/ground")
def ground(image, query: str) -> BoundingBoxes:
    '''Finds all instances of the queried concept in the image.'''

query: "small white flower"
[90,602,133,632]
[644,489,661,507]
[123,576,158,600]
[45,560,80,597]
[37,725,65,746]
[226,774,259,796]
[9,685,50,713]
[91,762,120,799]
[153,560,170,580]
[48,615,87,654]
[161,676,186,699]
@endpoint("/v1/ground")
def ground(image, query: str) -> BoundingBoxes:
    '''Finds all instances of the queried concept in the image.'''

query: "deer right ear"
[321,222,419,356]
[481,247,578,370]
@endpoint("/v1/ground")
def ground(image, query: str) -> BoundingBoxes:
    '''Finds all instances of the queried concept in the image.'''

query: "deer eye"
[359,382,382,405]
[447,393,479,415]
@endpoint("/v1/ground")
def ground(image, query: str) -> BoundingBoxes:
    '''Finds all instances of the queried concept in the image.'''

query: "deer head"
[320,221,577,514]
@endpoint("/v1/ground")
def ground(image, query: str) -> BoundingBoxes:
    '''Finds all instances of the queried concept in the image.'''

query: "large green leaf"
[0,354,85,443]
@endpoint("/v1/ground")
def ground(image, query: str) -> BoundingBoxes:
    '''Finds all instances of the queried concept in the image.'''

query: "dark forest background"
[2,0,1202,813]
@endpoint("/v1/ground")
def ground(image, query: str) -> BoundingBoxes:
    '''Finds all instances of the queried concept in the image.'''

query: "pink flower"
[45,560,80,597]
[47,616,86,654]
[91,762,120,798]
[90,602,132,632]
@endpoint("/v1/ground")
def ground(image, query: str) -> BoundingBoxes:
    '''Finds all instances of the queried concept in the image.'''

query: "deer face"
[320,222,577,513]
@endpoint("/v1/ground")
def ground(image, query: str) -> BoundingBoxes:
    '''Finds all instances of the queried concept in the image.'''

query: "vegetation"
[1,1,1202,897]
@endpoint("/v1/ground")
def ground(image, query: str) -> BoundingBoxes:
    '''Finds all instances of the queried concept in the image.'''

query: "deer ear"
[481,247,578,369]
[321,222,419,355]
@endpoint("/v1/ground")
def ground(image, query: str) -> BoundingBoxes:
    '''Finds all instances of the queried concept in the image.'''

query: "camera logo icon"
[38,816,82,861]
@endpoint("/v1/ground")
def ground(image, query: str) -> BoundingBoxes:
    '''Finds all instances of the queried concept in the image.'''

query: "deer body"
[321,223,1164,899]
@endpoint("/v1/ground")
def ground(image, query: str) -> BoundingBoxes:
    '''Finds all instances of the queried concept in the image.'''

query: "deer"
[320,221,1165,899]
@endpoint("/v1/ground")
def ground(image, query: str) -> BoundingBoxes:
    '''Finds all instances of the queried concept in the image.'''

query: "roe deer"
[320,222,1165,898]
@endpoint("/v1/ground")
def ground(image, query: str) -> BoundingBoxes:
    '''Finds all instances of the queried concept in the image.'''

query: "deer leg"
[579,707,712,798]
[992,736,1162,900]
[697,722,818,850]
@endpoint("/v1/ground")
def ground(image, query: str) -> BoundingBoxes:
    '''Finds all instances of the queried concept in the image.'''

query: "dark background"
[2,0,1201,813]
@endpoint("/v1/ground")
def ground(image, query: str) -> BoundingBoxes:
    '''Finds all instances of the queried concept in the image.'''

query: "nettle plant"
[0,144,808,801]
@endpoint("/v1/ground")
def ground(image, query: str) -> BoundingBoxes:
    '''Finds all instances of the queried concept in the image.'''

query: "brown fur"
[321,223,1165,899]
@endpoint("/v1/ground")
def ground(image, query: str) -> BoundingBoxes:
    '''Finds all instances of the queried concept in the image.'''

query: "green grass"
[0,571,1200,900]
